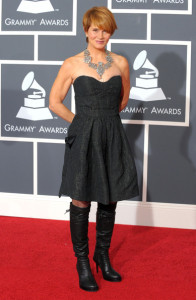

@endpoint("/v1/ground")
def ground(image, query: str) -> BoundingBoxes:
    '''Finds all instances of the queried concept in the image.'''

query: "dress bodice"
[73,75,122,115]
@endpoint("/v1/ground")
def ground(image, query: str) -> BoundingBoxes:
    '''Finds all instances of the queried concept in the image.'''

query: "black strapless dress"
[59,75,139,204]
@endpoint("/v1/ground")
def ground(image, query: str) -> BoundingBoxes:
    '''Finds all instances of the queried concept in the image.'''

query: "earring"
[86,36,88,43]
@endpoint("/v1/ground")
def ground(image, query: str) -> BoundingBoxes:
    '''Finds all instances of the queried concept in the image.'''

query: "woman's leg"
[69,199,98,291]
[72,199,90,207]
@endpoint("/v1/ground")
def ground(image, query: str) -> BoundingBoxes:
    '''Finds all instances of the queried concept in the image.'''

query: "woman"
[49,6,139,292]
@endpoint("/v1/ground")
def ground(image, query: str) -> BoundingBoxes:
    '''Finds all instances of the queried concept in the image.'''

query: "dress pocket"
[65,135,76,148]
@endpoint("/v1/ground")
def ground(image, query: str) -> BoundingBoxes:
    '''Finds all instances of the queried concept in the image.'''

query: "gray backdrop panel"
[2,0,73,32]
[152,12,195,41]
[124,124,144,202]
[38,143,64,196]
[0,36,34,60]
[112,0,188,10]
[0,141,33,194]
[148,126,196,205]
[1,64,71,139]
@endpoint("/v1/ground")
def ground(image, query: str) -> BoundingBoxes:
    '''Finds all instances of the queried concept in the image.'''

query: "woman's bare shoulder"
[62,51,84,67]
[59,51,84,79]
[111,52,129,67]
[111,52,129,77]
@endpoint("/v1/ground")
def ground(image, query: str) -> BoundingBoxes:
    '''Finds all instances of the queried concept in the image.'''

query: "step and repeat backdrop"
[0,0,196,224]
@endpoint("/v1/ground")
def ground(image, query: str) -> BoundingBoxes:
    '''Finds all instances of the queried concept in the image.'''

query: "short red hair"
[83,6,117,35]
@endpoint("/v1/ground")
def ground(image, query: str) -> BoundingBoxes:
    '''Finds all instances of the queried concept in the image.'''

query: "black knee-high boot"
[70,202,98,291]
[93,202,122,282]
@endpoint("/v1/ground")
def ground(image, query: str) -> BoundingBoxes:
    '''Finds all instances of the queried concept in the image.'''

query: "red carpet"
[0,216,195,300]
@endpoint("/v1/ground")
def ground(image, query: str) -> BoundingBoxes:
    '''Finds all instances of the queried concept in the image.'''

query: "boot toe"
[77,260,99,291]
[103,269,122,282]
[79,275,99,291]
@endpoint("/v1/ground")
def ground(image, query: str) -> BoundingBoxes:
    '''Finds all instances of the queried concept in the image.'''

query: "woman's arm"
[49,57,75,123]
[117,56,130,113]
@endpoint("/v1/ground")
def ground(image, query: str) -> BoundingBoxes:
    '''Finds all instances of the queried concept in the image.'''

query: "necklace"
[83,48,113,81]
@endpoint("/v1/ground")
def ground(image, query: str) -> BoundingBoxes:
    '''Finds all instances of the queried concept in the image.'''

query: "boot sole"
[79,285,99,292]
[102,276,122,282]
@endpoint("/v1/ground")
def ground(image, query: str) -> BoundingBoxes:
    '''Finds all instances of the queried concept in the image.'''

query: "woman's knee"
[72,199,90,208]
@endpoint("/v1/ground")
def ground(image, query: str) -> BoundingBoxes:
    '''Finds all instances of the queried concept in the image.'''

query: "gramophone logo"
[129,50,166,102]
[17,0,54,14]
[16,71,53,121]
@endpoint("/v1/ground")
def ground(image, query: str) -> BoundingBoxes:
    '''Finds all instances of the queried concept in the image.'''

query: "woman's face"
[85,23,111,50]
